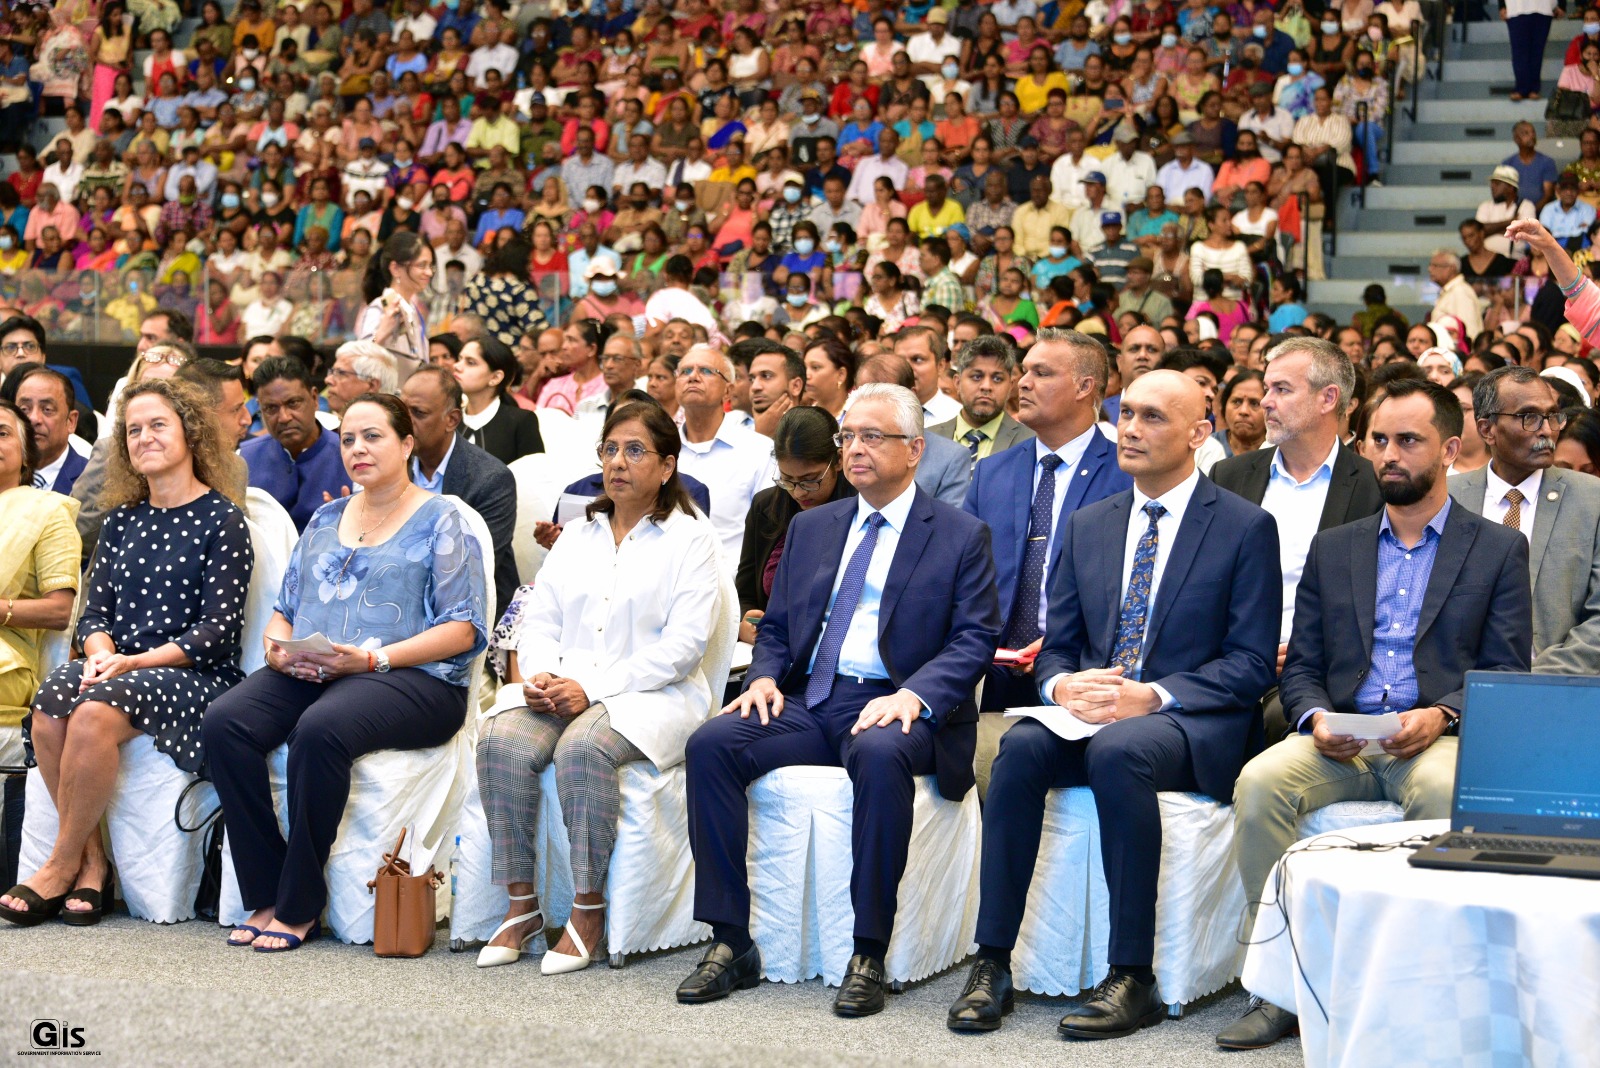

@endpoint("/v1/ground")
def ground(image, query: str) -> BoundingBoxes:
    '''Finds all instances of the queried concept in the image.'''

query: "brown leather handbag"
[366,828,443,958]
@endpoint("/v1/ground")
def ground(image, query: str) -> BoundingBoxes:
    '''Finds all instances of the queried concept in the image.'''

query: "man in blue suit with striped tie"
[947,370,1280,1040]
[677,383,1002,1019]
[963,329,1134,712]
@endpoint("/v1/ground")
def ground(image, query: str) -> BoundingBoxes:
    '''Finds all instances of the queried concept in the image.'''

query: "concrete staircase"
[1309,19,1582,323]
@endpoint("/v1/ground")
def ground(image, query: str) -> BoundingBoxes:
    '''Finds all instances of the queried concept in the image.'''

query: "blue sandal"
[252,919,322,953]
[227,924,262,947]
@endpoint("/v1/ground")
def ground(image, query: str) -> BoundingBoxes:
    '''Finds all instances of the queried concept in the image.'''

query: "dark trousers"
[685,676,936,946]
[1507,14,1552,97]
[202,667,467,925]
[979,663,1046,712]
[975,715,1200,966]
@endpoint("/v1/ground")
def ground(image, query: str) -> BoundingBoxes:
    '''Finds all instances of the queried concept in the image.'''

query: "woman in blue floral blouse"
[204,392,488,953]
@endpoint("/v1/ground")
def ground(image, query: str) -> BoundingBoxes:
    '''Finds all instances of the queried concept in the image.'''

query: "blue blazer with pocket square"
[748,486,1002,800]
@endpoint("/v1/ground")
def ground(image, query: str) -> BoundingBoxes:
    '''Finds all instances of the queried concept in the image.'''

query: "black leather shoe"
[675,941,762,1004]
[832,954,886,1017]
[1216,996,1299,1049]
[946,958,1015,1032]
[1057,971,1167,1040]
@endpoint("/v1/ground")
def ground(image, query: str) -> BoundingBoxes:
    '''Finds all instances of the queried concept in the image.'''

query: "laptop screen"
[1456,672,1600,838]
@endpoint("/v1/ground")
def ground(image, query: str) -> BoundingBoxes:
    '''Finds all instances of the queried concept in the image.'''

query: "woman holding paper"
[3,379,250,928]
[203,393,488,953]
[475,400,720,973]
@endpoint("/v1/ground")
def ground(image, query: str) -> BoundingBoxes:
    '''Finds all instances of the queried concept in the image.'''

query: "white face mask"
[397,196,415,210]
[261,191,280,207]
[583,197,602,213]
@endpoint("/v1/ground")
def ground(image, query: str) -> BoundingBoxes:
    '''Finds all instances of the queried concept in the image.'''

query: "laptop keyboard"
[1441,835,1600,858]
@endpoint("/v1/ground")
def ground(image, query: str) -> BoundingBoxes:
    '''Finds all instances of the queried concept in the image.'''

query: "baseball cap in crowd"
[1489,165,1520,189]
[584,259,621,280]
[1019,135,1040,149]
[358,137,377,151]
[1100,211,1123,227]
[1127,256,1154,273]
[1083,171,1107,186]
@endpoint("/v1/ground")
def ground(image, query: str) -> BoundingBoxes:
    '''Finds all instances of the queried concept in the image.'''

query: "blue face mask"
[1078,299,1093,313]
[835,41,854,52]
[1286,62,1304,75]
[1253,24,1268,38]
[794,237,815,255]
[787,292,809,306]
[1160,33,1178,48]
[1113,31,1132,44]
[784,186,801,203]
[221,192,240,209]
[591,279,617,296]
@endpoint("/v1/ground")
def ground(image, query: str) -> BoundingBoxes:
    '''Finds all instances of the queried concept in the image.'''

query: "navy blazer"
[1036,473,1281,800]
[963,429,1133,627]
[1280,502,1532,726]
[749,486,1002,801]
[49,446,88,496]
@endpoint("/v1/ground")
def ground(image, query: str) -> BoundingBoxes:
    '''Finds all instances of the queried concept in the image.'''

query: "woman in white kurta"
[475,400,720,974]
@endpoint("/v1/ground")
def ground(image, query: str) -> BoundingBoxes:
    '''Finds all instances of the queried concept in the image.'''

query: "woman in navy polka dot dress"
[0,378,252,928]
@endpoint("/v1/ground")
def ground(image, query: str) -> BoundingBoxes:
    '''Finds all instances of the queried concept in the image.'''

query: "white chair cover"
[1296,800,1406,839]
[1011,789,1247,1009]
[506,454,559,585]
[19,498,295,924]
[219,497,493,943]
[450,568,740,961]
[534,407,597,470]
[747,766,982,986]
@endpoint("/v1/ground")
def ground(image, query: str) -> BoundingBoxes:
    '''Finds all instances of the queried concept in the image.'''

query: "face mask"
[825,237,841,252]
[1241,55,1258,68]
[1113,32,1132,44]
[1078,299,1093,313]
[179,193,196,205]
[615,44,631,55]
[219,191,240,209]
[786,292,808,306]
[243,48,260,60]
[1252,24,1268,38]
[802,110,820,124]
[942,61,960,79]
[675,198,692,212]
[1049,243,1067,258]
[591,279,617,296]
[794,237,815,254]
[583,197,602,213]
[835,41,853,52]
[1287,62,1304,75]
[397,196,415,210]
[1356,65,1374,77]
[445,0,458,9]
[631,197,649,210]
[1160,33,1177,48]
[784,186,802,203]
[1367,26,1383,39]
[0,236,13,250]
[1321,20,1339,34]
[238,78,256,92]
[1587,21,1600,34]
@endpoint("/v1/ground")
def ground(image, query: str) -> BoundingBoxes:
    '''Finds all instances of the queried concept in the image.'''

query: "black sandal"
[60,872,113,927]
[0,884,68,927]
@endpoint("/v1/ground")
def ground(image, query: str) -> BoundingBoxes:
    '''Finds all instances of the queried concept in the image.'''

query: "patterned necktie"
[1109,502,1167,679]
[805,512,888,708]
[1004,454,1063,650]
[962,428,986,464]
[1503,487,1524,532]
[32,472,46,489]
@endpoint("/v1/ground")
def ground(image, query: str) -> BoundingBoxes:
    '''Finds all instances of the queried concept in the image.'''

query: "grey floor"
[0,914,1304,1067]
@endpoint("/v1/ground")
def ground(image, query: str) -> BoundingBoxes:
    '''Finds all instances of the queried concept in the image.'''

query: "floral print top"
[274,494,488,688]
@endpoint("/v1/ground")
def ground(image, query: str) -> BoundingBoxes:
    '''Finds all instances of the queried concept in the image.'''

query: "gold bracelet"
[2,598,12,628]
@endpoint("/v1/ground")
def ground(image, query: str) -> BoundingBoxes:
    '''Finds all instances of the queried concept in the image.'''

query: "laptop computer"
[1408,671,1600,879]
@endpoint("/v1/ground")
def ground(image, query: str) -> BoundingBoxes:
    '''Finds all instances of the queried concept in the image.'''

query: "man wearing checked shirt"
[1223,378,1532,1051]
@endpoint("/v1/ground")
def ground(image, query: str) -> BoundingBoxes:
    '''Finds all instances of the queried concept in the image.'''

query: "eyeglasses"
[140,350,187,366]
[326,366,357,380]
[774,461,834,493]
[1483,410,1569,432]
[597,441,661,464]
[834,430,911,449]
[0,340,40,357]
[676,365,727,381]
[598,352,638,366]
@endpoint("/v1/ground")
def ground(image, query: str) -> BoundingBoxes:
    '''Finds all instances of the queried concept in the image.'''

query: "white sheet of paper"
[555,493,593,526]
[269,632,337,656]
[1004,705,1105,742]
[731,641,754,672]
[1321,711,1404,756]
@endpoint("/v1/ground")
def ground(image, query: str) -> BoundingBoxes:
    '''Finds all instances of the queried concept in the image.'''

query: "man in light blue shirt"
[1538,173,1596,245]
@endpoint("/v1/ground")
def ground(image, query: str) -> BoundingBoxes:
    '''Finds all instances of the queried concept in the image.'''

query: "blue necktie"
[1004,454,1062,649]
[806,512,887,708]
[1110,502,1166,679]
[962,428,986,464]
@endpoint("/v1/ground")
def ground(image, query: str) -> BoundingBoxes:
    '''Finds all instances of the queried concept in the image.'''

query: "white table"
[1242,819,1600,1068]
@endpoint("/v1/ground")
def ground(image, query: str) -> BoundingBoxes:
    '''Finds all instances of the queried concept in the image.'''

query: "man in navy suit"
[964,328,1134,712]
[13,367,86,496]
[947,370,1280,1040]
[677,383,1002,1018]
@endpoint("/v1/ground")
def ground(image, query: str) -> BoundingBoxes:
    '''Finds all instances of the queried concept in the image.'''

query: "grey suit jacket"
[1448,465,1600,674]
[915,429,973,507]
[928,411,1035,458]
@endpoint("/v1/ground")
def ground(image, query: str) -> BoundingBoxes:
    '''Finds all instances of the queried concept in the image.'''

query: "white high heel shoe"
[475,895,545,969]
[540,900,606,975]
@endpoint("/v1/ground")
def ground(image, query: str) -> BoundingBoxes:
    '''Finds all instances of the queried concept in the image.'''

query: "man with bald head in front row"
[947,370,1281,1040]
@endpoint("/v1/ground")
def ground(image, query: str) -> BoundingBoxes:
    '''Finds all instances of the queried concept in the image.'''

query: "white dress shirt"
[1033,425,1099,634]
[923,390,962,424]
[1043,466,1201,709]
[1259,439,1338,643]
[1483,464,1542,545]
[676,411,777,575]
[809,482,918,682]
[507,508,722,769]
[1156,157,1215,205]
[1101,150,1159,209]
[1048,152,1092,210]
[846,155,910,205]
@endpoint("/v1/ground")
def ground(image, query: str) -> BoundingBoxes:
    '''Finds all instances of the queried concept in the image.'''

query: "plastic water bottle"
[450,834,460,901]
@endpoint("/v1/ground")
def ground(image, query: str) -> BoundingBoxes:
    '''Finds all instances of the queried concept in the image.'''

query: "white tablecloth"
[1242,819,1600,1068]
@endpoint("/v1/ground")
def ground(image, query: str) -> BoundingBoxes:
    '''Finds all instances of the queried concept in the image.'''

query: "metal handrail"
[1294,190,1311,278]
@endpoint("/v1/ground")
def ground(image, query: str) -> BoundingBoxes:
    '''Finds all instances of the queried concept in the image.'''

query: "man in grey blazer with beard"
[1448,365,1600,674]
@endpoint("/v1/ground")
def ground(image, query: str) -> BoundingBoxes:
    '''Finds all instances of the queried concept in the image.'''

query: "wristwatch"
[1437,706,1460,735]
[374,651,391,673]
